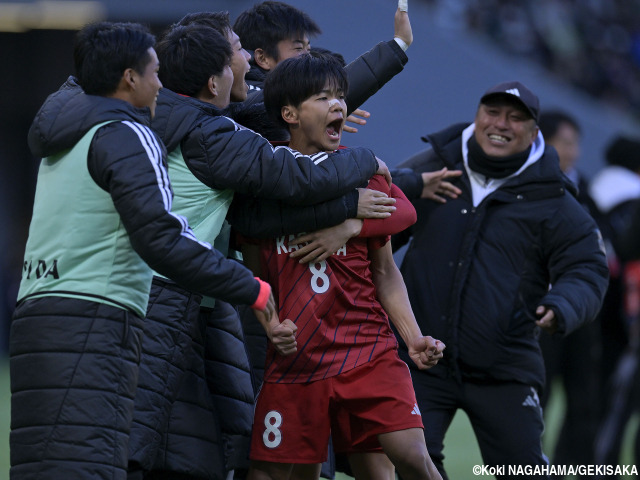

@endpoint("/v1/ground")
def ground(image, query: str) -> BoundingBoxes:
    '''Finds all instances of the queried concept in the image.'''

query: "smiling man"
[392,81,610,479]
[11,21,280,480]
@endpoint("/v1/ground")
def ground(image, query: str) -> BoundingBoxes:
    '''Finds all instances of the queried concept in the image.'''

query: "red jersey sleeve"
[359,175,417,238]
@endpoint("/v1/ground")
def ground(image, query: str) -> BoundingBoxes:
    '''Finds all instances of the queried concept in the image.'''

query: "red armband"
[251,277,272,311]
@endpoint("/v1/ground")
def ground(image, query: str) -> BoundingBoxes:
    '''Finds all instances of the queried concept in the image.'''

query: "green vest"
[163,145,235,308]
[18,121,153,316]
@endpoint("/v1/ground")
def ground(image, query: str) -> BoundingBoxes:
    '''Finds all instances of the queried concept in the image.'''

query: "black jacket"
[27,76,262,306]
[152,88,378,204]
[139,298,252,480]
[393,123,609,390]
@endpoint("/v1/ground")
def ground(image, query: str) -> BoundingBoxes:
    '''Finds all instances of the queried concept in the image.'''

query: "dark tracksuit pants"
[412,370,550,480]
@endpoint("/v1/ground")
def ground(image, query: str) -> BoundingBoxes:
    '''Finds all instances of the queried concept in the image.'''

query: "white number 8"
[263,410,282,448]
[309,260,330,293]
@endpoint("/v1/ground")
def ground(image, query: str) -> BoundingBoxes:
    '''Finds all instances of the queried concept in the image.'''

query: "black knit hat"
[605,135,640,171]
[480,81,540,123]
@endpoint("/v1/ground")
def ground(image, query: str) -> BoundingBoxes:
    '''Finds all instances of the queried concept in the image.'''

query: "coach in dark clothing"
[392,81,609,479]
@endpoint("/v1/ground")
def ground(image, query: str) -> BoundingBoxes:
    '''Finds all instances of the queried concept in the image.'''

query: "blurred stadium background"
[1,0,639,477]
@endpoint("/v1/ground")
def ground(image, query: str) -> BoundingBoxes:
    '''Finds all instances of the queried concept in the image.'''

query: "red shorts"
[249,348,423,463]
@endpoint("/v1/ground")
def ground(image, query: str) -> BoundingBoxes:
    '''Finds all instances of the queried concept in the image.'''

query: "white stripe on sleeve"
[122,121,210,249]
[123,120,172,210]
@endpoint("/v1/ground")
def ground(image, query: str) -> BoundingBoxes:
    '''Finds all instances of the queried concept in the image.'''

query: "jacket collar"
[421,122,578,199]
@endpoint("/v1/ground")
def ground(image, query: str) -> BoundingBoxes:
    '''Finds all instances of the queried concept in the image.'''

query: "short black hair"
[176,11,231,37]
[538,110,581,140]
[155,23,232,97]
[310,46,346,67]
[74,22,155,96]
[263,51,348,131]
[233,1,320,61]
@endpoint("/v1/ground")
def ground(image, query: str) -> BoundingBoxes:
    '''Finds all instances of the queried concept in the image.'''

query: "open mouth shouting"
[326,117,343,142]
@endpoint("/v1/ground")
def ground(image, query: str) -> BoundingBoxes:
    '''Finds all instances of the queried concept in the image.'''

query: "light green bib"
[18,121,153,316]
[160,145,236,308]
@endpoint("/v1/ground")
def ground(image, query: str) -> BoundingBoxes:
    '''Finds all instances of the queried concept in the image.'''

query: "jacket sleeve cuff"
[390,168,423,200]
[345,190,360,218]
[552,307,567,336]
[251,277,272,311]
[394,37,409,52]
[386,39,409,64]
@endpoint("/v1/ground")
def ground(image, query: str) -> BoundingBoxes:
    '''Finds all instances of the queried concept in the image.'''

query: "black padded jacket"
[393,123,609,390]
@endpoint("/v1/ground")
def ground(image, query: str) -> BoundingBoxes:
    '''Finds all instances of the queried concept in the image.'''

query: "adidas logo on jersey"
[411,403,421,415]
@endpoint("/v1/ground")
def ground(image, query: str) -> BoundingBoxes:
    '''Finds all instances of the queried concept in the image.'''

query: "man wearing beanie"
[392,81,609,479]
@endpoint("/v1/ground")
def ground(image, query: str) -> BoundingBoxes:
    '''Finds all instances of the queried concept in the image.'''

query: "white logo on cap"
[505,88,521,97]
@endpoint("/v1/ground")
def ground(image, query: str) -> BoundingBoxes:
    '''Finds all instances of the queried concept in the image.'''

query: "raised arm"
[343,3,411,114]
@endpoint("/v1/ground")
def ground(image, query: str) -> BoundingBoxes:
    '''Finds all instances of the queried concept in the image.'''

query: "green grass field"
[0,363,636,479]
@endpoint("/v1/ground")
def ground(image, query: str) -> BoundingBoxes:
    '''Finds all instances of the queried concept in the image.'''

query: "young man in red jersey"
[242,51,445,480]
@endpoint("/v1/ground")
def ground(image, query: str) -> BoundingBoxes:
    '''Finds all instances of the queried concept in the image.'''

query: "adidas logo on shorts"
[411,403,421,415]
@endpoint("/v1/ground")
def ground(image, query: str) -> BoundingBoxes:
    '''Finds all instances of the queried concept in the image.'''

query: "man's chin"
[481,145,513,158]
[325,140,341,151]
[231,85,249,103]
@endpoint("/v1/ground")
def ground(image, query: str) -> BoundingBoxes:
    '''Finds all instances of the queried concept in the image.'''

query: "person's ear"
[281,105,298,125]
[123,68,137,90]
[531,125,540,143]
[194,76,218,104]
[254,48,276,71]
[207,75,218,98]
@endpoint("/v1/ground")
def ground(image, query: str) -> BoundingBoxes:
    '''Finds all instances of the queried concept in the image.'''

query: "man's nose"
[328,98,343,111]
[494,112,509,128]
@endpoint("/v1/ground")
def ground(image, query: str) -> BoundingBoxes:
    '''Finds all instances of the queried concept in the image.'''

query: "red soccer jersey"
[257,174,412,384]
